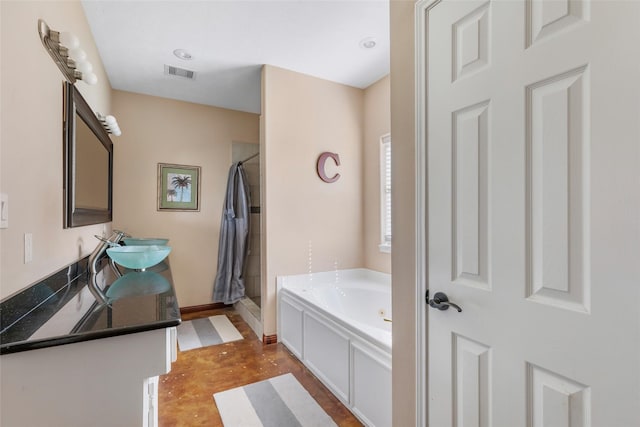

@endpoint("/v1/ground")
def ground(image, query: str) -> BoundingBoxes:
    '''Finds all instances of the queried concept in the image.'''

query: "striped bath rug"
[214,373,337,427]
[176,315,243,351]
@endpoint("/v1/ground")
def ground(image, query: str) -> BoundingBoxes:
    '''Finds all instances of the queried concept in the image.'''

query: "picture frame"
[157,163,201,211]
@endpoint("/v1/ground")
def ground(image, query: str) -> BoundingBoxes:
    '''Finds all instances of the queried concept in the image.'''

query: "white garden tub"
[277,269,391,427]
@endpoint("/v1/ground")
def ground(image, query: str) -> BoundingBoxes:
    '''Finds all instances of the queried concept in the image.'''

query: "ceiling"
[81,1,390,114]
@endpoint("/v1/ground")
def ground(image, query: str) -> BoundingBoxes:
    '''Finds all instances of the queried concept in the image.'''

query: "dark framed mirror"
[63,82,113,228]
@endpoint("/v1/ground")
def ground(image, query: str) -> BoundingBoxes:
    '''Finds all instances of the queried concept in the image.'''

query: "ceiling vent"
[164,64,196,80]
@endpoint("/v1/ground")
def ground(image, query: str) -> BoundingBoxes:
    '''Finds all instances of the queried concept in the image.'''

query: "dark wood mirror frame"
[63,82,113,228]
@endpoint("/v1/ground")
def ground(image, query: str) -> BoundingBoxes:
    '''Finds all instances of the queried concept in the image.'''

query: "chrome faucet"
[87,230,129,304]
[88,229,129,275]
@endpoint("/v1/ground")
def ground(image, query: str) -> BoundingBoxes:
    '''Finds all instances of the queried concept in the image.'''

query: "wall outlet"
[0,193,7,229]
[24,233,33,263]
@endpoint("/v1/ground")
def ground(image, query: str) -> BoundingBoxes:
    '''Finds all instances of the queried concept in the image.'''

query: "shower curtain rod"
[238,152,259,164]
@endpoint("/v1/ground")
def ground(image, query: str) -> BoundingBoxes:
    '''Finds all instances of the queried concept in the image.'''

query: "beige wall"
[261,65,365,335]
[390,0,418,425]
[111,90,259,307]
[0,1,113,299]
[363,75,391,274]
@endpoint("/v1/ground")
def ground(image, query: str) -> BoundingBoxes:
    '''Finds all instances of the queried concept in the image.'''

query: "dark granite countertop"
[0,256,181,355]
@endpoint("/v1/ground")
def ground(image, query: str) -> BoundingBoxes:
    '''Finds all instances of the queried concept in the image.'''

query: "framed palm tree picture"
[157,163,201,211]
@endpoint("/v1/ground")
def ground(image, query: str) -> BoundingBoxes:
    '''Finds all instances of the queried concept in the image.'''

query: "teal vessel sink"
[106,245,171,271]
[122,237,169,246]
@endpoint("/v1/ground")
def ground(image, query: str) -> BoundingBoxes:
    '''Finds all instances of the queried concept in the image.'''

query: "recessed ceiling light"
[173,49,193,60]
[359,37,377,49]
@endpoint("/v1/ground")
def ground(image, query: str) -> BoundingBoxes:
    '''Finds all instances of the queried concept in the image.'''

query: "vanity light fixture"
[96,113,121,137]
[37,19,98,85]
[359,37,377,49]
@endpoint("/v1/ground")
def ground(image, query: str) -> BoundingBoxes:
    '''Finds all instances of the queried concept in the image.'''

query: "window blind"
[381,135,391,244]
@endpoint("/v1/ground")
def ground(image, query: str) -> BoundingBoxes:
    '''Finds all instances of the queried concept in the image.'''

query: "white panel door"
[422,0,640,426]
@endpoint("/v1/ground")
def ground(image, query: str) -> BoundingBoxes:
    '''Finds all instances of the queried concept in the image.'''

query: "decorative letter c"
[317,152,341,183]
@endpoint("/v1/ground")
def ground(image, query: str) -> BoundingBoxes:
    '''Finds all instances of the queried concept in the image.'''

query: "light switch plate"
[0,193,7,228]
[24,233,32,263]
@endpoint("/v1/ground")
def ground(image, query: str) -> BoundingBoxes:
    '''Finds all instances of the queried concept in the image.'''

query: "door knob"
[428,291,462,312]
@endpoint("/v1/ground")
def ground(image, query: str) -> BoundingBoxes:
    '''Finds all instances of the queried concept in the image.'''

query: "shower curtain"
[212,162,251,304]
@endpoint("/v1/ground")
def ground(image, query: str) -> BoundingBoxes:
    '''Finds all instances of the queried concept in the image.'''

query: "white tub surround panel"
[352,340,392,427]
[277,269,392,427]
[279,296,304,358]
[303,310,351,403]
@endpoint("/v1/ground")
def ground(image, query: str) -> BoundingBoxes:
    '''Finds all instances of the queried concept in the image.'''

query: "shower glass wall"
[232,142,261,309]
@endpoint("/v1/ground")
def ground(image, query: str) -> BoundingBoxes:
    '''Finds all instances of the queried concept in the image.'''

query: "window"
[379,134,391,253]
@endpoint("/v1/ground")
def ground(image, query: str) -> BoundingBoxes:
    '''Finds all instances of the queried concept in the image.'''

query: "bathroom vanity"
[0,257,180,427]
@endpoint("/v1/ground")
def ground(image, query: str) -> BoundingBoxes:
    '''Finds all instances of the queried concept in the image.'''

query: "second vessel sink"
[122,237,169,246]
[106,245,171,271]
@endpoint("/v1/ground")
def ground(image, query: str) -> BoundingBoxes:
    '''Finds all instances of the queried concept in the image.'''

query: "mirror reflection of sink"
[105,271,171,300]
[122,237,169,246]
[106,245,171,271]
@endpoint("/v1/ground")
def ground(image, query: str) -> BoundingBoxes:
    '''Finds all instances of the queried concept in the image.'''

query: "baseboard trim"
[262,334,277,345]
[180,302,230,315]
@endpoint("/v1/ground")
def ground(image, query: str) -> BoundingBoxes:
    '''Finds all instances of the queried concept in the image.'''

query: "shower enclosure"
[231,142,262,336]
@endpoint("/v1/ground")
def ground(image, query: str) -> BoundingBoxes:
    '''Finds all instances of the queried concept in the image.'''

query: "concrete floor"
[158,306,362,426]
